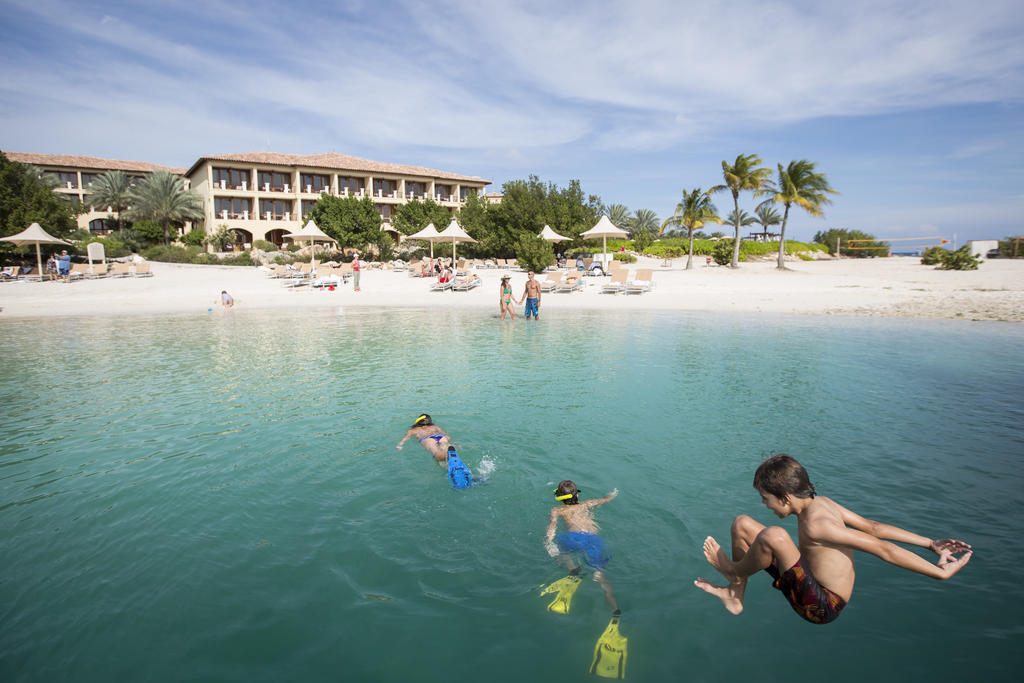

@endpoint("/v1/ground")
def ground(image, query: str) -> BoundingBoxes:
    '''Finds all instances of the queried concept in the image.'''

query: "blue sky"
[2,0,1022,243]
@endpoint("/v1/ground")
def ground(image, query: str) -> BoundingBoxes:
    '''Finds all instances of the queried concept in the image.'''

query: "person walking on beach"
[695,454,972,625]
[546,481,620,613]
[499,275,516,320]
[352,251,361,292]
[519,271,542,320]
[396,413,453,467]
[56,250,71,283]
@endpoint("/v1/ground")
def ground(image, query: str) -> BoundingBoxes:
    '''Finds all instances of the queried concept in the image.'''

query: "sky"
[1,0,1023,243]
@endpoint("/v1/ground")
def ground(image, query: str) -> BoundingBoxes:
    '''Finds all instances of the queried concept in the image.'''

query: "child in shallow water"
[545,480,620,614]
[396,413,451,467]
[695,453,972,624]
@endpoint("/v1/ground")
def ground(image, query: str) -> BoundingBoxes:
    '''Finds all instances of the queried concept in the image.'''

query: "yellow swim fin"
[590,612,627,679]
[540,574,582,614]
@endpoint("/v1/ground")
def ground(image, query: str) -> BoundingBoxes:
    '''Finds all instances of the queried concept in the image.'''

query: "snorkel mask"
[554,488,580,502]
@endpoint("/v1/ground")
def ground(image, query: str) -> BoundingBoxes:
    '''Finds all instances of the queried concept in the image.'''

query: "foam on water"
[1,308,1022,682]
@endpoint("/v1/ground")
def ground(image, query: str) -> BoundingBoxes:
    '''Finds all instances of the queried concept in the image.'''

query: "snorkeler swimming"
[396,414,452,465]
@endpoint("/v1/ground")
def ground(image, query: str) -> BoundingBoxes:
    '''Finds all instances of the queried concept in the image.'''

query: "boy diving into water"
[695,454,973,624]
[544,481,620,614]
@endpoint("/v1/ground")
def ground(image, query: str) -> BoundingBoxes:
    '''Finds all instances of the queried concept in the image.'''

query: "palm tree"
[127,171,203,245]
[768,160,838,269]
[661,188,719,269]
[87,170,132,234]
[630,208,659,237]
[752,203,781,239]
[605,203,631,228]
[725,209,756,231]
[710,154,774,267]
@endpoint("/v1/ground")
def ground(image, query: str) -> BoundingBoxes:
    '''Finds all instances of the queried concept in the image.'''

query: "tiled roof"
[3,151,186,175]
[187,152,489,184]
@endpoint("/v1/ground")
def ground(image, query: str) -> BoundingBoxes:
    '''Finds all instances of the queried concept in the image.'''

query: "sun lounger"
[17,267,42,281]
[86,262,108,279]
[452,275,482,291]
[133,262,153,277]
[1,266,18,281]
[538,271,563,292]
[625,269,654,294]
[556,271,584,292]
[431,278,453,291]
[69,263,90,281]
[108,262,132,277]
[601,269,629,294]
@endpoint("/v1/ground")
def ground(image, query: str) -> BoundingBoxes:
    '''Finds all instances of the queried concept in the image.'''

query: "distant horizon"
[2,0,1022,243]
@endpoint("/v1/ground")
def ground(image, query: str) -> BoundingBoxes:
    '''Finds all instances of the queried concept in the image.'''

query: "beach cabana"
[580,216,629,270]
[283,220,337,266]
[0,222,71,279]
[407,222,443,261]
[437,220,476,267]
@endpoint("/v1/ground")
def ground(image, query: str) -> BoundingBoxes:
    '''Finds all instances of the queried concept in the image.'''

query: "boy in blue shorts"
[545,480,620,613]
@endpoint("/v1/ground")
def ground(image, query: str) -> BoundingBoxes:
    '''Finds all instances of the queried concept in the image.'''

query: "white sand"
[2,256,1023,322]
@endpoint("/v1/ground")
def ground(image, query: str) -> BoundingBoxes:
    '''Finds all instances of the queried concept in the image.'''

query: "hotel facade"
[4,150,491,245]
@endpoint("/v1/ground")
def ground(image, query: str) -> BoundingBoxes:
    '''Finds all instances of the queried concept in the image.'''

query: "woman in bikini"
[499,275,516,320]
[396,413,452,465]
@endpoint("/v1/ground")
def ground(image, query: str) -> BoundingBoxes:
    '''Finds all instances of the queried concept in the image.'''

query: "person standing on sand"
[694,454,972,625]
[499,275,516,320]
[56,250,71,283]
[352,251,361,292]
[519,271,542,320]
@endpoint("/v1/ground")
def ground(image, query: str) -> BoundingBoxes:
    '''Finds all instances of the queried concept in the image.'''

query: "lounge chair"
[556,271,584,292]
[132,262,153,277]
[107,262,132,278]
[86,262,108,279]
[601,269,629,294]
[17,267,42,281]
[69,263,90,281]
[539,271,563,292]
[452,275,482,291]
[625,269,654,294]
[1,266,18,281]
[430,277,453,291]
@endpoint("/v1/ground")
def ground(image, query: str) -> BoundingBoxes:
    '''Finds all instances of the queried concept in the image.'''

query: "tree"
[812,228,887,257]
[752,203,781,237]
[391,198,451,237]
[725,209,756,231]
[630,208,659,238]
[768,160,837,269]
[87,170,132,234]
[308,195,381,251]
[515,233,555,272]
[661,188,719,269]
[711,154,774,268]
[485,176,602,257]
[605,203,631,228]
[0,153,81,247]
[126,170,203,245]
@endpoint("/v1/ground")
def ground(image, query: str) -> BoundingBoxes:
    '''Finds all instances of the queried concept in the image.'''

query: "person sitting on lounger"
[396,413,452,466]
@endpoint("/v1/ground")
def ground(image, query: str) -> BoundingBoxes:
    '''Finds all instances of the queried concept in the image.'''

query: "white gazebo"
[580,215,629,268]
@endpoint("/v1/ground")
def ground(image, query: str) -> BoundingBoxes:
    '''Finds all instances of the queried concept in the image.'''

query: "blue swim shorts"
[556,531,610,569]
[524,297,539,318]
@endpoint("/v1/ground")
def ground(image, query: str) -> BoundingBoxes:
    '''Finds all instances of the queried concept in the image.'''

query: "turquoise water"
[1,308,1022,682]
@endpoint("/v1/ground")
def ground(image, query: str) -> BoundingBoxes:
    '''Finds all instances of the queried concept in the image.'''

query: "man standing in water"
[519,271,542,320]
[695,454,972,624]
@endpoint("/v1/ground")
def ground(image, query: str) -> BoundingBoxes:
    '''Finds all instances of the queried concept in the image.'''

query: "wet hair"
[412,413,433,428]
[753,454,816,500]
[555,480,580,505]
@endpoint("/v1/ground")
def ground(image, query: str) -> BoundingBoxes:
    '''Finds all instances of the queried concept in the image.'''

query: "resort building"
[185,152,491,247]
[3,152,186,233]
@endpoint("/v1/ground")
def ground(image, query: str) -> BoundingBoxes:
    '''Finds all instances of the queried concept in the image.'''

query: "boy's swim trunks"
[766,558,847,625]
[556,531,610,569]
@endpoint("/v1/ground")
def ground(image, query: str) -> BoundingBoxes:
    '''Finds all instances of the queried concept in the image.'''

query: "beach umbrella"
[283,219,336,266]
[438,219,477,267]
[0,222,71,278]
[538,224,570,242]
[407,222,444,261]
[580,215,629,270]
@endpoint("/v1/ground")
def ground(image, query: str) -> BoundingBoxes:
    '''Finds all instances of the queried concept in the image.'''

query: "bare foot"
[694,578,745,615]
[703,536,738,582]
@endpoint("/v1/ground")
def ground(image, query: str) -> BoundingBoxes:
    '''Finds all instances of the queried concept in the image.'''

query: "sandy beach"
[2,256,1023,322]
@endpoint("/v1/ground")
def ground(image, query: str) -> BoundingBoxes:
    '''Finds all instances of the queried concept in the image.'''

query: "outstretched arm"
[837,503,973,560]
[586,488,619,509]
[545,509,560,557]
[396,428,415,450]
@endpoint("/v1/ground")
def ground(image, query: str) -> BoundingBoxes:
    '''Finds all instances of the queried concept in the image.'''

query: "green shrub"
[190,253,219,265]
[613,253,637,263]
[514,234,555,273]
[712,239,734,265]
[797,253,814,261]
[253,239,276,251]
[286,244,301,253]
[273,254,294,265]
[921,246,947,265]
[72,236,131,258]
[937,245,981,271]
[220,252,252,266]
[182,228,206,246]
[133,220,165,246]
[203,224,232,251]
[142,245,202,263]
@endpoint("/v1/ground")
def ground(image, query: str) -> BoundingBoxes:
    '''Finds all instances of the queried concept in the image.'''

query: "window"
[213,167,251,190]
[338,176,363,194]
[52,171,78,188]
[259,199,291,219]
[215,197,252,218]
[373,178,397,196]
[81,173,99,187]
[301,200,317,217]
[406,181,425,198]
[128,175,145,188]
[435,184,451,200]
[460,187,478,201]
[300,174,329,193]
[257,171,290,191]
[62,194,82,205]
[376,203,395,219]
[89,218,112,233]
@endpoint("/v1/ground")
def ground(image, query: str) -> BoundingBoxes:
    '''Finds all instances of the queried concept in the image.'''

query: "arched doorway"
[230,228,253,251]
[265,228,288,249]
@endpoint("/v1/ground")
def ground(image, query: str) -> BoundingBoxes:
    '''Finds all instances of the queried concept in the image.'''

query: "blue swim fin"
[446,446,472,489]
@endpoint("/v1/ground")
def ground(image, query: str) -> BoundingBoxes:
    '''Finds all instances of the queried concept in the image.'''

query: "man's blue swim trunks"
[524,297,539,318]
[556,531,610,569]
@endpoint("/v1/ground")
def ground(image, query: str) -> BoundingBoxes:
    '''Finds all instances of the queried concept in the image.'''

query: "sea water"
[1,308,1022,682]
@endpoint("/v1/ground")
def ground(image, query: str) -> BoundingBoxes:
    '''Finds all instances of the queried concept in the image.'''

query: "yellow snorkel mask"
[554,489,580,501]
